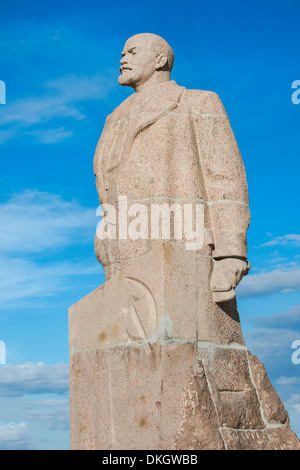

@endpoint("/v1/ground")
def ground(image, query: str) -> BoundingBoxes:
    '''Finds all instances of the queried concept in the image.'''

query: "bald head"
[130,33,174,72]
[118,33,174,92]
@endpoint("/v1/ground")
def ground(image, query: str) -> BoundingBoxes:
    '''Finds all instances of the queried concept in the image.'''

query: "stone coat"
[93,80,250,278]
[69,79,300,451]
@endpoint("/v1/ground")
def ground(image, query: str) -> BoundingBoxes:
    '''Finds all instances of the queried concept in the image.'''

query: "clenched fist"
[210,258,251,303]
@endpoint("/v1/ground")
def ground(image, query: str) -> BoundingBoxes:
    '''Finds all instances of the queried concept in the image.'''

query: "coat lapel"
[106,81,185,171]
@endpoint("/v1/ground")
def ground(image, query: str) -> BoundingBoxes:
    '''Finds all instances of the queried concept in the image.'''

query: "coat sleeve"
[190,90,250,259]
[93,114,112,206]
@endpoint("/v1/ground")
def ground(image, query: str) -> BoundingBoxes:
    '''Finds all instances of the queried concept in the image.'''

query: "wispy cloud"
[0,73,109,127]
[45,74,111,103]
[277,377,300,386]
[0,422,34,450]
[245,327,299,365]
[0,93,83,127]
[0,362,70,446]
[0,362,69,397]
[27,127,74,143]
[247,304,300,329]
[276,389,300,437]
[288,396,300,415]
[25,408,69,431]
[0,190,101,307]
[244,315,300,439]
[0,73,112,143]
[259,234,300,248]
[0,190,96,255]
[25,399,69,409]
[0,256,99,305]
[237,266,300,297]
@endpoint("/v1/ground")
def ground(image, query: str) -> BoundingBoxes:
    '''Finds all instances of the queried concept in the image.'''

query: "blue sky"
[0,0,299,450]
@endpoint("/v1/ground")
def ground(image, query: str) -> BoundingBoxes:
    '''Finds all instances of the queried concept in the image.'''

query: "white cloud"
[0,190,102,307]
[259,234,300,248]
[276,377,300,386]
[248,304,300,329]
[244,326,300,440]
[237,267,300,297]
[45,73,110,103]
[0,190,96,255]
[0,362,69,397]
[244,327,300,367]
[0,363,70,440]
[0,94,83,127]
[0,422,34,450]
[0,256,99,304]
[0,73,111,143]
[283,394,300,415]
[25,408,69,431]
[280,393,300,437]
[0,73,109,127]
[25,399,69,409]
[27,127,74,143]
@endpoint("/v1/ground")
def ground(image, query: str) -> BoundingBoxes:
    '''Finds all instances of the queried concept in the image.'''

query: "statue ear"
[155,54,168,71]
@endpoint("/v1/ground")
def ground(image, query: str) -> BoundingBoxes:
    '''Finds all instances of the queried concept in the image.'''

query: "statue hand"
[210,258,251,303]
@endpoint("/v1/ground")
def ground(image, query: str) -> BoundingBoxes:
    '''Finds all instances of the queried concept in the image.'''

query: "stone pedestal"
[69,243,300,450]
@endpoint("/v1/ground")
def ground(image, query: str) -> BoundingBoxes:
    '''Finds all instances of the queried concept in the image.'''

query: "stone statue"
[69,33,300,450]
[93,33,250,302]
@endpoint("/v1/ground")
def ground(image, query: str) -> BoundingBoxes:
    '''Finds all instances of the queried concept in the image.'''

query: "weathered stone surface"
[217,390,265,429]
[175,361,225,450]
[70,342,205,450]
[69,33,300,450]
[249,353,289,425]
[198,346,265,430]
[94,38,250,289]
[222,428,300,451]
[69,246,300,449]
[198,346,252,391]
[69,243,245,349]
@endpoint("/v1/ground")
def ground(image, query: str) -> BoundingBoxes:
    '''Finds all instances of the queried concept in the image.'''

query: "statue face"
[118,35,158,89]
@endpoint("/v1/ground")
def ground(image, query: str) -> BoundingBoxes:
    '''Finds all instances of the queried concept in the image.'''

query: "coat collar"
[108,80,185,123]
[105,81,185,172]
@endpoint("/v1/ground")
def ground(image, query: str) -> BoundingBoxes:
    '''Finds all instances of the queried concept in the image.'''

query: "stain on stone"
[138,417,148,428]
[112,324,119,335]
[98,331,106,342]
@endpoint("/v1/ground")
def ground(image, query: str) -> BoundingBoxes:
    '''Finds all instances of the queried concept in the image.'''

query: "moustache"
[119,66,133,73]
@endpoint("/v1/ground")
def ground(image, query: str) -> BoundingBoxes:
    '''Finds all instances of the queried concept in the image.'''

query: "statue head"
[118,33,174,92]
